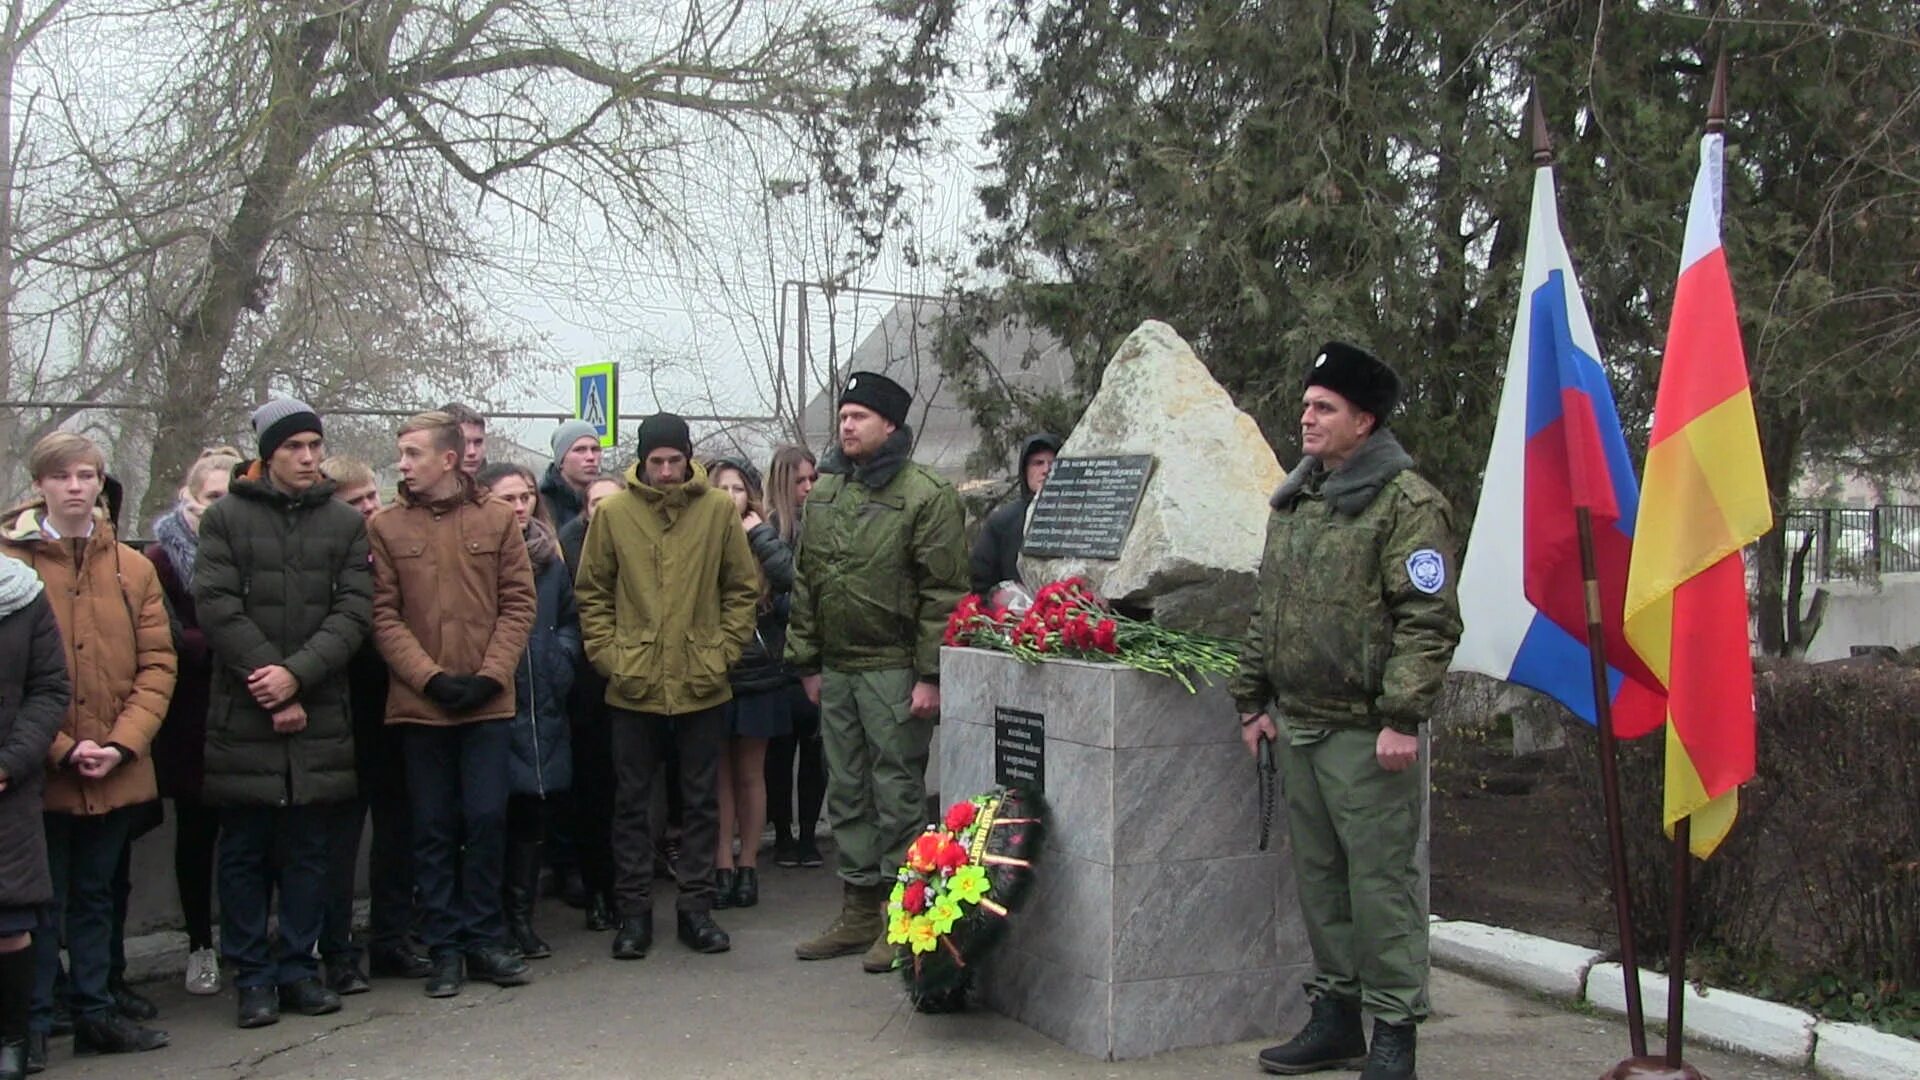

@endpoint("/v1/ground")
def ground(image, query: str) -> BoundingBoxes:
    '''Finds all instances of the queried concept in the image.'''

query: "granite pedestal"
[939,646,1315,1060]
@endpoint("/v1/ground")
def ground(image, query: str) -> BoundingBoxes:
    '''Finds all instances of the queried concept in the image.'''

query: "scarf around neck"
[0,551,42,619]
[152,504,200,590]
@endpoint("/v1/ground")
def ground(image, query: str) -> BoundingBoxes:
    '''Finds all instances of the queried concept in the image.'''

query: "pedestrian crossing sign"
[574,362,617,448]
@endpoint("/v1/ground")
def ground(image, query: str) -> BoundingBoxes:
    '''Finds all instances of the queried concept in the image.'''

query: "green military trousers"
[820,668,934,888]
[1278,725,1430,1024]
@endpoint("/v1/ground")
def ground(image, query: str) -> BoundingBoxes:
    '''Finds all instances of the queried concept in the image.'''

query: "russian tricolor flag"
[1453,165,1667,738]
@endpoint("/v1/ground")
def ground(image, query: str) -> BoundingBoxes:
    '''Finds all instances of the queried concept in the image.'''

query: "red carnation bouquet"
[942,577,1239,692]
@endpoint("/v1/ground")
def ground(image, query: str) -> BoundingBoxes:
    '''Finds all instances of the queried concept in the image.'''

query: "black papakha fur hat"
[838,371,912,428]
[1303,341,1400,423]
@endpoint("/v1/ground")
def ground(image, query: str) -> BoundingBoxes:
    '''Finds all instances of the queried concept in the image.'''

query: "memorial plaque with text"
[1021,455,1155,560]
[993,707,1045,792]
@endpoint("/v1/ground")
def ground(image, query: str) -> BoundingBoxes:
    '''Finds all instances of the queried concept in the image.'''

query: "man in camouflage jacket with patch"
[786,371,967,973]
[1229,343,1461,1080]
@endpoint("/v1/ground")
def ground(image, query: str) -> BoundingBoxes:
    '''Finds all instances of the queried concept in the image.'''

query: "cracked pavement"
[47,859,1814,1079]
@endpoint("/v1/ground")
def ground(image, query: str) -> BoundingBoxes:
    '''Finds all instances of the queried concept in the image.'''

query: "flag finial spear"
[1707,53,1728,134]
[1529,82,1552,165]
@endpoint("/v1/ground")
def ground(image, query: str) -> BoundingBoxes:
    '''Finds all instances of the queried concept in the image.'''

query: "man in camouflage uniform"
[1230,343,1461,1080]
[786,371,967,972]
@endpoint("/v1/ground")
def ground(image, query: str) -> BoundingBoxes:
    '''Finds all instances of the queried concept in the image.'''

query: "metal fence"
[1782,504,1920,582]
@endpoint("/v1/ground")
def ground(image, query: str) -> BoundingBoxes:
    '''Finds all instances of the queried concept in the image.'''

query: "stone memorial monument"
[940,320,1313,1060]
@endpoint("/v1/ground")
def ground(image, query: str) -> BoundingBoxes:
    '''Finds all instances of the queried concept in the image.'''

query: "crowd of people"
[0,344,1451,1080]
[0,369,978,1078]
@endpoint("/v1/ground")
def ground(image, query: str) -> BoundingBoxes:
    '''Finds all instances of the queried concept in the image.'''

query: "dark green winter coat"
[785,427,967,681]
[195,463,372,806]
[1228,430,1462,734]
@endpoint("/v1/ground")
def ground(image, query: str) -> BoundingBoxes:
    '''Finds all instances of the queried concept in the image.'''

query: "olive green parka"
[1228,430,1462,734]
[785,427,967,681]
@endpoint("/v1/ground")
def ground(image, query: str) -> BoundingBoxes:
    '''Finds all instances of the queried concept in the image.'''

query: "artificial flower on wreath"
[943,577,1239,692]
[885,787,1047,1012]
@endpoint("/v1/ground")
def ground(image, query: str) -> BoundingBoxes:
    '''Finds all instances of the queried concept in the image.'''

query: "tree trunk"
[1751,394,1803,656]
[138,16,340,522]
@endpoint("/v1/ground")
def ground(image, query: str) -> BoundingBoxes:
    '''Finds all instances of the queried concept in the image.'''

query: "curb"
[1429,918,1920,1079]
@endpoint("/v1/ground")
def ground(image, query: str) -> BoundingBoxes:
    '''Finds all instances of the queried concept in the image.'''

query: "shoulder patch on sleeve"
[1405,549,1446,595]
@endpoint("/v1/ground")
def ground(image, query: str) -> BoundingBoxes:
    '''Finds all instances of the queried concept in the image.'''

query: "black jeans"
[404,720,511,953]
[33,809,134,1033]
[320,775,415,961]
[218,803,333,990]
[767,684,826,843]
[609,706,724,915]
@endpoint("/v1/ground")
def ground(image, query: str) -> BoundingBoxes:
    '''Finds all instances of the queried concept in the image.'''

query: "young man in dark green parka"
[1230,345,1461,1080]
[786,371,967,972]
[196,399,372,1030]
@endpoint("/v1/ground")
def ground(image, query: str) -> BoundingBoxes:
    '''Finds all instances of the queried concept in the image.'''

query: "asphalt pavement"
[44,855,1812,1080]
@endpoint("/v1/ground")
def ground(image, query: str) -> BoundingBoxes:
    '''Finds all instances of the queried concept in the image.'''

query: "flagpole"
[1657,52,1732,1073]
[1528,87,1651,1062]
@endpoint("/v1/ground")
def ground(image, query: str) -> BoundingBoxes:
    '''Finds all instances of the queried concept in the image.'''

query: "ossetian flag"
[1453,164,1667,739]
[1624,129,1770,859]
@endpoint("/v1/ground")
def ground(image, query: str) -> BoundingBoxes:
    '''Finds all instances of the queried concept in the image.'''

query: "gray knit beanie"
[551,419,600,462]
[252,398,323,460]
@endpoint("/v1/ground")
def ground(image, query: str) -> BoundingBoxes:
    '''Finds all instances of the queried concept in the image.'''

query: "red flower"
[1095,619,1119,654]
[955,594,982,620]
[1034,633,1052,653]
[907,832,944,873]
[988,603,1010,624]
[934,839,969,873]
[944,800,978,832]
[903,879,929,914]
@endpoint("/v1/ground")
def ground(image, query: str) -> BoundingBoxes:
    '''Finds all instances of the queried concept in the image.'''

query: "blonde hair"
[182,446,243,499]
[764,445,816,545]
[319,455,376,492]
[28,431,105,481]
[398,410,463,457]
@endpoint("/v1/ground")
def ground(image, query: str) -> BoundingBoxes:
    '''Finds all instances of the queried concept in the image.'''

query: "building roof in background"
[800,298,1072,480]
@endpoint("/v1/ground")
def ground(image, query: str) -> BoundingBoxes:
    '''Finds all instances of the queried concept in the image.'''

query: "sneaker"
[184,948,222,996]
[772,834,802,868]
[796,837,825,868]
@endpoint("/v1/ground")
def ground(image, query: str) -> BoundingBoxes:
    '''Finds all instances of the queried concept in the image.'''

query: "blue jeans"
[218,803,333,989]
[404,720,512,953]
[33,809,134,1033]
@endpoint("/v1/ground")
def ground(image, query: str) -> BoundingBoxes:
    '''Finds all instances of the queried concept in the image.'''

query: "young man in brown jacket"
[0,432,175,1059]
[367,411,536,998]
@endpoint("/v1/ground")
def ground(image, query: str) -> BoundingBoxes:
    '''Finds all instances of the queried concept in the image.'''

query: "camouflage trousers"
[1279,725,1430,1024]
[819,667,933,888]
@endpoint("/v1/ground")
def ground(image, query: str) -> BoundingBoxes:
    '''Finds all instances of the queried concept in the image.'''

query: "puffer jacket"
[969,432,1063,596]
[575,461,760,716]
[540,462,585,533]
[729,523,795,696]
[194,465,371,806]
[785,427,968,681]
[509,520,579,796]
[0,503,175,816]
[1228,431,1462,734]
[367,476,536,726]
[0,564,70,908]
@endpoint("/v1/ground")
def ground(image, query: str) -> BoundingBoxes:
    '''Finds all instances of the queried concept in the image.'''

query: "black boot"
[235,986,279,1030]
[731,867,759,909]
[585,891,616,932]
[465,943,530,988]
[676,911,730,954]
[1257,994,1367,1075]
[107,977,157,1022]
[1359,1019,1417,1080]
[72,1012,168,1054]
[712,868,736,910]
[611,913,652,960]
[504,840,552,960]
[424,950,463,999]
[22,1032,42,1076]
[367,943,433,979]
[0,947,31,1080]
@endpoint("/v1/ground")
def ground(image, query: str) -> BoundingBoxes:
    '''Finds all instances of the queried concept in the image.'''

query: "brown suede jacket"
[366,476,535,726]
